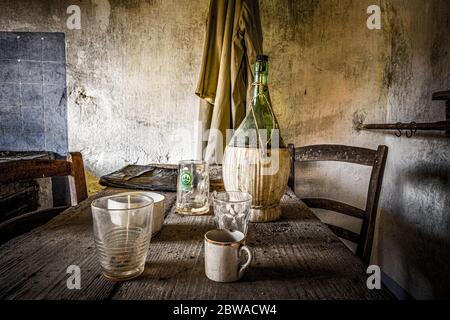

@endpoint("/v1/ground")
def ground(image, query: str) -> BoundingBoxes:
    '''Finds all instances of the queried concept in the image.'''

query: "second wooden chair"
[288,144,388,265]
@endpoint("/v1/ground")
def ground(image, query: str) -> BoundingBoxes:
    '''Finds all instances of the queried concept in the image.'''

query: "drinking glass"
[211,191,252,236]
[176,160,209,215]
[91,194,153,281]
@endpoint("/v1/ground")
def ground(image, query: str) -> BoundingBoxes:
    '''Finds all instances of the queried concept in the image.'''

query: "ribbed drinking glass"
[91,194,153,281]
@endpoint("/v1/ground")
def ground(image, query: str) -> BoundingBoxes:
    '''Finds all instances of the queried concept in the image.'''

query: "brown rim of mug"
[204,230,245,247]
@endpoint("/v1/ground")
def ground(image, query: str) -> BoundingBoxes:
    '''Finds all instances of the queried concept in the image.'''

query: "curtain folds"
[196,0,263,163]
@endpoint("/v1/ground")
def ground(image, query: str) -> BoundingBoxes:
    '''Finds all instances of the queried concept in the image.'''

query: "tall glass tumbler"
[91,194,153,281]
[212,191,252,236]
[176,160,209,215]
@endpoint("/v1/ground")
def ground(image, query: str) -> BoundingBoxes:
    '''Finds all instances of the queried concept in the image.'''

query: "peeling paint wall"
[261,0,450,299]
[376,1,450,299]
[1,0,208,175]
[1,0,449,299]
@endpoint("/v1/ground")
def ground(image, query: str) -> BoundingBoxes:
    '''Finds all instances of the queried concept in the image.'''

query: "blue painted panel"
[0,33,19,59]
[0,59,19,82]
[0,32,68,155]
[21,84,44,107]
[0,83,20,106]
[17,33,42,61]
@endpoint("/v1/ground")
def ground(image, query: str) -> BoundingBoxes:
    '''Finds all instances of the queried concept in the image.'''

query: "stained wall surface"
[1,0,208,174]
[262,0,450,299]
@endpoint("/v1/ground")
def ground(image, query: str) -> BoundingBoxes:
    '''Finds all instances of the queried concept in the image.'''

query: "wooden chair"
[288,144,388,265]
[0,152,88,244]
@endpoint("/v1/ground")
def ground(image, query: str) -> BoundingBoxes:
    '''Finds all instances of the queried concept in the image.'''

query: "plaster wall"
[262,0,450,299]
[1,0,208,175]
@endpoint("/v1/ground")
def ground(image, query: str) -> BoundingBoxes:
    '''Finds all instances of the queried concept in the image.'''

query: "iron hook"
[406,122,417,138]
[395,122,402,137]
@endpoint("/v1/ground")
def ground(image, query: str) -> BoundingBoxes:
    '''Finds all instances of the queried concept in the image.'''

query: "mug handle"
[238,245,252,279]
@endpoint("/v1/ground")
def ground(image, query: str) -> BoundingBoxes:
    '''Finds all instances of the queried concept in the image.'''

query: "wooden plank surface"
[0,189,392,300]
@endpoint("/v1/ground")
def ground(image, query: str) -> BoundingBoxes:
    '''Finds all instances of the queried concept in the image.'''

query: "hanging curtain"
[196,0,263,163]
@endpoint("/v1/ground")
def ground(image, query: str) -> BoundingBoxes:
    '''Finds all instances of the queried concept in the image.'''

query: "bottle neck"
[252,60,269,98]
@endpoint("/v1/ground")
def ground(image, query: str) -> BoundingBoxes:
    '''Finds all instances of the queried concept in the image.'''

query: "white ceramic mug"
[204,229,252,282]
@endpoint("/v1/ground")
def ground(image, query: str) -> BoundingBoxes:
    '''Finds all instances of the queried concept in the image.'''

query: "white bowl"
[109,191,166,237]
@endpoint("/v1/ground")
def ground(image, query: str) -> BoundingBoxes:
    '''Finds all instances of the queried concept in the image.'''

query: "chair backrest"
[0,152,88,244]
[0,152,88,204]
[288,144,388,265]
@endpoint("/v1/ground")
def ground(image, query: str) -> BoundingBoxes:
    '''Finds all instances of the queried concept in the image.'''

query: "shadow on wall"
[378,161,450,299]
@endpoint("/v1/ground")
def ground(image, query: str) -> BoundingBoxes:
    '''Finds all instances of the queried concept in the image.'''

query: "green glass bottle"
[229,55,286,150]
[223,55,290,223]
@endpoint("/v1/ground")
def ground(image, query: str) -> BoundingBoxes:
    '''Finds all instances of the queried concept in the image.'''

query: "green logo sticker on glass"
[181,170,193,191]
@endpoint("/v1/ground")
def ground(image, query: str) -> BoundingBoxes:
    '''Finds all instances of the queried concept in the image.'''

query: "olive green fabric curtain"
[196,0,263,163]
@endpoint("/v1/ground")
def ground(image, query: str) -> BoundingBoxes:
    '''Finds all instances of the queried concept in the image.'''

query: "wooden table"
[0,188,391,300]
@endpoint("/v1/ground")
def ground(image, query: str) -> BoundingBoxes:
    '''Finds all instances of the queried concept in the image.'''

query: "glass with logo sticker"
[176,160,210,215]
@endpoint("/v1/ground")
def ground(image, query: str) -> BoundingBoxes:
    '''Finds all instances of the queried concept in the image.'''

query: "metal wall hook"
[395,122,403,137]
[406,122,417,138]
[394,122,418,138]
[357,89,449,138]
[359,120,450,137]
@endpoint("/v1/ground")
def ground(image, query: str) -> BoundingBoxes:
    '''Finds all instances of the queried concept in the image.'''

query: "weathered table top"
[0,188,391,300]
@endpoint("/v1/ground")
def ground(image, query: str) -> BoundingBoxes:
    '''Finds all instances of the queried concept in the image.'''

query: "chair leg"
[288,144,295,190]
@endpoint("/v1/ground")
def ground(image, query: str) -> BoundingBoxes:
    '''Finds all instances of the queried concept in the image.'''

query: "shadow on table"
[151,223,211,242]
[141,260,199,281]
[246,265,350,282]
